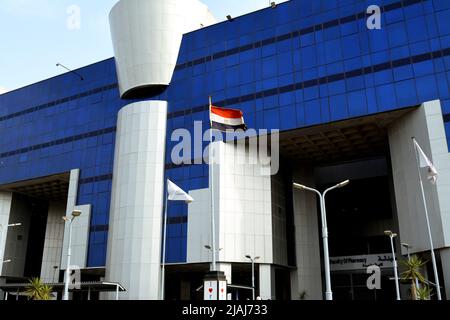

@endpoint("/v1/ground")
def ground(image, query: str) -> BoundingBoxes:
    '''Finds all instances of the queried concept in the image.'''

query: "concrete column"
[60,169,91,271]
[40,200,66,282]
[259,264,275,300]
[440,248,450,299]
[2,194,31,278]
[0,192,9,299]
[388,101,449,254]
[105,101,167,300]
[0,192,13,276]
[217,262,232,284]
[290,167,322,300]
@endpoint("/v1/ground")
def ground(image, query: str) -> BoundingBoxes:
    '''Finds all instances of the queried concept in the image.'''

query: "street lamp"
[293,180,350,301]
[0,222,22,233]
[401,243,411,260]
[1,259,11,264]
[62,210,82,301]
[385,230,401,300]
[204,245,223,256]
[245,255,260,300]
[204,245,223,251]
[204,245,223,268]
[6,223,21,227]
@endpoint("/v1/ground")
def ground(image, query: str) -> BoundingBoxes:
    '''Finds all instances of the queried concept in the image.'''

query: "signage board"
[330,253,394,271]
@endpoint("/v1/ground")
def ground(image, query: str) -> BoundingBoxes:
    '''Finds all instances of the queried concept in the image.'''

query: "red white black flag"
[209,104,247,131]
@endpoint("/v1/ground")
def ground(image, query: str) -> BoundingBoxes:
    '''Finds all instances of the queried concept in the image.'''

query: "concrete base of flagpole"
[203,271,228,300]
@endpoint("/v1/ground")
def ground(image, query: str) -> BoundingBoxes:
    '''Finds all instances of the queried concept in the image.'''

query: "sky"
[0,0,288,93]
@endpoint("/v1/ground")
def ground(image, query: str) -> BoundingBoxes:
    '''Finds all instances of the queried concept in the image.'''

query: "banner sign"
[330,253,394,271]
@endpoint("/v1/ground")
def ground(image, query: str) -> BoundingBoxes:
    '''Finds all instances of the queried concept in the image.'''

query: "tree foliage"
[400,255,430,300]
[24,278,54,301]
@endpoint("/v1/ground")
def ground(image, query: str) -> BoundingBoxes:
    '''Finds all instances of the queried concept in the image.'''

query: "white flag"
[414,140,438,184]
[167,180,194,203]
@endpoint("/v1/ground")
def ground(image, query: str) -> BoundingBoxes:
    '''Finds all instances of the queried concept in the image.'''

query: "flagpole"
[412,137,442,300]
[160,183,169,300]
[209,96,217,272]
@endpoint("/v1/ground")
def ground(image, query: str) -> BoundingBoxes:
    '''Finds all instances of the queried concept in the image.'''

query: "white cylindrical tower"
[107,0,215,300]
[105,101,167,300]
[109,0,215,98]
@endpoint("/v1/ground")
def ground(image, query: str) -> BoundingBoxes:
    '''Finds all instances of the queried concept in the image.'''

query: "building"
[1,0,450,300]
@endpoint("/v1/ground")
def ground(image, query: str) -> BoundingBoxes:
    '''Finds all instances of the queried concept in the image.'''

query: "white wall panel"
[388,101,447,253]
[259,264,275,300]
[41,200,66,282]
[186,141,273,265]
[187,188,212,263]
[218,142,273,264]
[59,169,91,270]
[60,204,91,270]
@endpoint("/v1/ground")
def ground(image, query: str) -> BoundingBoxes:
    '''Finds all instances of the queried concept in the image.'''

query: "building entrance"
[279,110,415,300]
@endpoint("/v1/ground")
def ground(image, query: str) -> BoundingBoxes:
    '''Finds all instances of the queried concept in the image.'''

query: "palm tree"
[400,255,428,300]
[24,277,54,300]
[417,285,433,300]
[25,278,43,300]
[39,285,54,300]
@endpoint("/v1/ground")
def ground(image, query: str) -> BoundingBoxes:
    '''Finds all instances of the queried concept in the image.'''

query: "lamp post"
[204,245,226,300]
[62,210,82,301]
[385,230,401,300]
[293,180,350,301]
[245,255,260,300]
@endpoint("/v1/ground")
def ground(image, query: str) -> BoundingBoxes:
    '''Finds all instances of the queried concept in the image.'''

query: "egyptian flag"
[210,105,247,131]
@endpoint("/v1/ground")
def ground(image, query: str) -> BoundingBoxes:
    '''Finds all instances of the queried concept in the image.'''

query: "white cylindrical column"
[105,101,167,300]
[109,0,215,98]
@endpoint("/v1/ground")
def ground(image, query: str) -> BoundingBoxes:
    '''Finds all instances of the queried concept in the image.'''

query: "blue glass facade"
[0,60,123,266]
[0,0,449,266]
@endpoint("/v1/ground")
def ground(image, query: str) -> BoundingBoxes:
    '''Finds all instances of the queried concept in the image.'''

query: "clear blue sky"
[0,0,288,94]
